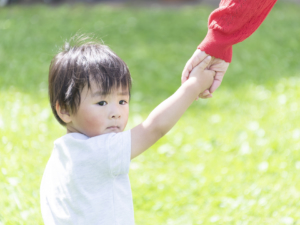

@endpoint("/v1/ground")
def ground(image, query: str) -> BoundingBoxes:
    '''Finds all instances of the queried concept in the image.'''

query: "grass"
[1,2,300,224]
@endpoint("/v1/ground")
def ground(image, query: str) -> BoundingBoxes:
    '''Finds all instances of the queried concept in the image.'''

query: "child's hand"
[182,49,229,99]
[188,56,216,95]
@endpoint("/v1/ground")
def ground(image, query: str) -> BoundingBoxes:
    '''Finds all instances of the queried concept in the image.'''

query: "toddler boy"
[40,36,215,224]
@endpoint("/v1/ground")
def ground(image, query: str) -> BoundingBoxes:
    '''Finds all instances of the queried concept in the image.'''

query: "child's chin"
[84,131,105,137]
[105,129,121,134]
[88,128,124,137]
[105,126,124,133]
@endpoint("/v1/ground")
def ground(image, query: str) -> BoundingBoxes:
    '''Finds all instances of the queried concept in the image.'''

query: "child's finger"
[189,50,208,70]
[199,90,211,99]
[207,69,216,78]
[196,56,212,71]
[202,90,210,97]
[199,93,213,99]
[182,50,209,84]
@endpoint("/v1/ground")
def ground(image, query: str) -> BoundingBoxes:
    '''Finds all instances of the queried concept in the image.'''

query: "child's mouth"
[107,126,119,130]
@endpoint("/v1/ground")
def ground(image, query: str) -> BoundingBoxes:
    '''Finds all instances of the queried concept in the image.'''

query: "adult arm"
[199,0,277,63]
[182,0,277,97]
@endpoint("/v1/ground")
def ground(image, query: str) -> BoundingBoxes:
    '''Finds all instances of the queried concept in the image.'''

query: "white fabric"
[40,130,134,225]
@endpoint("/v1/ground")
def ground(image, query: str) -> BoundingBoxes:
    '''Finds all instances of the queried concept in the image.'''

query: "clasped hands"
[181,49,229,99]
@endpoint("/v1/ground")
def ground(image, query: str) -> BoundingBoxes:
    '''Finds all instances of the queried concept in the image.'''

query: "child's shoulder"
[54,132,89,145]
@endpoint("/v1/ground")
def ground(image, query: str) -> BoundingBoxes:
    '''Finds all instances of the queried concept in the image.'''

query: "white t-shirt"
[40,130,134,225]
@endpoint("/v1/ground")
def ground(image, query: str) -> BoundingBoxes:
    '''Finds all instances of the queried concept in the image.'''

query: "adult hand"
[182,49,230,98]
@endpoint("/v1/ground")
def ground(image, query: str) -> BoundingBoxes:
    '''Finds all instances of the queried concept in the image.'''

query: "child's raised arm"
[131,56,215,159]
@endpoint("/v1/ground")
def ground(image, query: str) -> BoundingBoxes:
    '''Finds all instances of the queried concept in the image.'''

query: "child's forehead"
[87,81,129,97]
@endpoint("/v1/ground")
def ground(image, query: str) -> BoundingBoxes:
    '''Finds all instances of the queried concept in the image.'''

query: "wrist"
[181,78,203,97]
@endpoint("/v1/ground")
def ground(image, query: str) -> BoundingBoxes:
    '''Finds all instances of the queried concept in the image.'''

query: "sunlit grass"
[1,2,300,224]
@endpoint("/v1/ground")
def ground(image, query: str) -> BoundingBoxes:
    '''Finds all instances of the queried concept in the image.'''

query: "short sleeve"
[106,130,131,176]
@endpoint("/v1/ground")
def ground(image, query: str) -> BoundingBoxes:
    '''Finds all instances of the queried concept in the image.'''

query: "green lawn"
[1,2,300,224]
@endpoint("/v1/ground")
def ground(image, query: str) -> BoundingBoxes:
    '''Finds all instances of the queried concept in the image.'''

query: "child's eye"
[119,100,127,105]
[97,101,107,106]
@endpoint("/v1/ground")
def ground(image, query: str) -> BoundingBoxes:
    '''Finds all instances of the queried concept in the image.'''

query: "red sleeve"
[198,0,277,63]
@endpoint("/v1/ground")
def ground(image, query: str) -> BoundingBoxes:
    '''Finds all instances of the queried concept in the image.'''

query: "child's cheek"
[82,108,105,135]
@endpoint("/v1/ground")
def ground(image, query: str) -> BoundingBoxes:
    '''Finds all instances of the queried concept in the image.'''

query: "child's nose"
[111,113,121,119]
[110,105,121,119]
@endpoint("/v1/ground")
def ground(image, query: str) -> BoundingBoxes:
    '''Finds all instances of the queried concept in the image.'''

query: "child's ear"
[56,102,72,124]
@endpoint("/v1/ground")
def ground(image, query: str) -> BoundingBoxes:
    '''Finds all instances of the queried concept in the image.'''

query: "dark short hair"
[48,34,132,126]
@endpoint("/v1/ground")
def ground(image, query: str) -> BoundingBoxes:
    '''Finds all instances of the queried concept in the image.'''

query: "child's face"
[66,81,130,137]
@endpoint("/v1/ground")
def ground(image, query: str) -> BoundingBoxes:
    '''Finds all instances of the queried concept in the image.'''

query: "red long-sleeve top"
[198,0,277,63]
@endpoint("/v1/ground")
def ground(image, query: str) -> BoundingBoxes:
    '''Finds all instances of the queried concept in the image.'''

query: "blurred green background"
[1,2,300,224]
